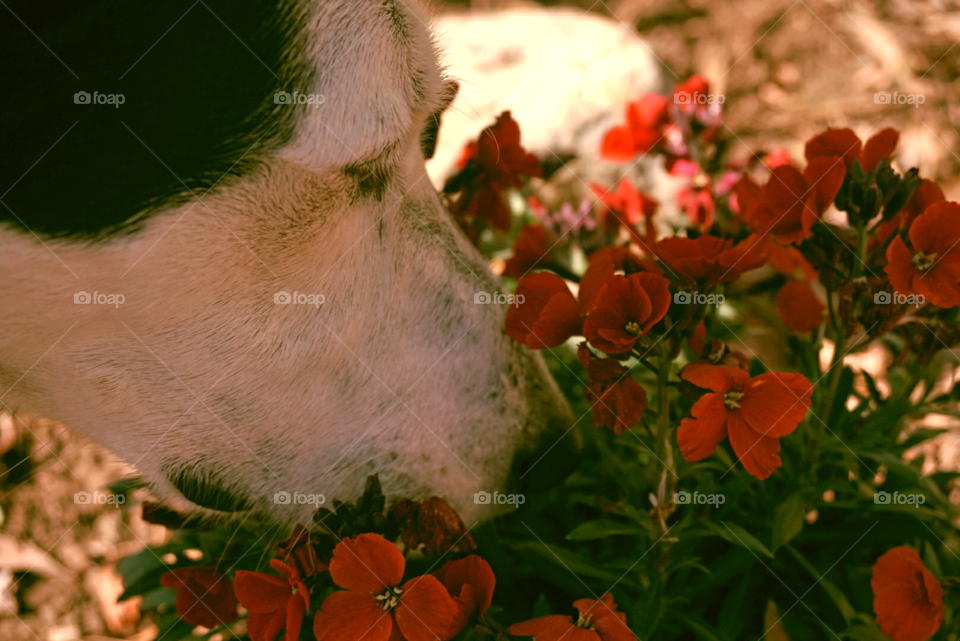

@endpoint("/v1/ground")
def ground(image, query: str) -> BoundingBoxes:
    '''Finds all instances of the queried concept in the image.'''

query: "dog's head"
[0,0,572,527]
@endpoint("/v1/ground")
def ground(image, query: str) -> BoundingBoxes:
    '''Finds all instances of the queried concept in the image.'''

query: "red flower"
[871,546,944,641]
[671,75,710,113]
[654,235,764,284]
[677,364,812,479]
[433,556,496,635]
[507,593,632,641]
[579,344,647,434]
[600,95,670,163]
[159,567,238,629]
[885,201,960,308]
[873,179,946,249]
[579,246,655,315]
[589,180,659,243]
[235,560,310,641]
[456,112,542,231]
[505,273,583,349]
[313,533,460,641]
[776,280,825,332]
[503,225,552,280]
[735,158,846,244]
[583,273,671,355]
[804,127,899,173]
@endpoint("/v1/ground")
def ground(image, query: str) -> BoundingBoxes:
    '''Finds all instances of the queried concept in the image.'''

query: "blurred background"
[2,0,959,639]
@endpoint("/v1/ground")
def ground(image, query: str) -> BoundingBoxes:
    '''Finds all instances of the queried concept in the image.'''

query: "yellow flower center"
[723,391,744,409]
[376,587,403,611]
[576,614,595,630]
[912,251,937,272]
[624,321,641,336]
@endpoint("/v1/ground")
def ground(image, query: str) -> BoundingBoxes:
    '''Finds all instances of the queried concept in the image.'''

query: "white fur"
[0,0,571,528]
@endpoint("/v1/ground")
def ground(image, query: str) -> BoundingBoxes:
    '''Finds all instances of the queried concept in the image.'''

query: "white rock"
[428,8,663,186]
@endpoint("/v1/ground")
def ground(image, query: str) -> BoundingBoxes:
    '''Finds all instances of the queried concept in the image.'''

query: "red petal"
[901,179,945,229]
[804,128,862,169]
[872,546,945,641]
[503,225,551,280]
[802,156,846,215]
[248,609,286,641]
[885,236,917,299]
[508,616,576,639]
[575,594,632,641]
[600,126,637,164]
[285,593,306,641]
[395,575,461,641]
[677,393,729,461]
[234,570,291,613]
[738,372,812,437]
[908,201,960,257]
[776,281,825,332]
[861,128,899,173]
[506,273,581,349]
[726,413,783,480]
[611,377,648,434]
[680,364,749,394]
[313,591,394,641]
[329,533,405,594]
[433,556,495,617]
[635,272,671,333]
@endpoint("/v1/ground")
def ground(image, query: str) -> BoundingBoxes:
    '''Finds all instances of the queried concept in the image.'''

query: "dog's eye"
[420,110,442,160]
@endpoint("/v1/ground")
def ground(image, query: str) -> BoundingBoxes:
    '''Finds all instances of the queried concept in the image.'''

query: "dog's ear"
[279,0,447,170]
[421,80,459,160]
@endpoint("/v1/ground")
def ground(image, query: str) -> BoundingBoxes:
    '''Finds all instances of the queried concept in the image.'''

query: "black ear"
[420,80,459,160]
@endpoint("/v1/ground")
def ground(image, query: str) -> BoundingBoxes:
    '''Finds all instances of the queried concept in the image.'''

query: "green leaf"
[566,520,645,541]
[703,521,774,559]
[508,541,623,584]
[771,493,805,551]
[532,593,552,618]
[630,579,663,639]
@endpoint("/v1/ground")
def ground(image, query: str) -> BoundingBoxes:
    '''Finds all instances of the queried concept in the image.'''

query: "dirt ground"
[2,1,959,639]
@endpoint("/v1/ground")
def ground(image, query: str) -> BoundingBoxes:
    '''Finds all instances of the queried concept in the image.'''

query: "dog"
[0,0,572,528]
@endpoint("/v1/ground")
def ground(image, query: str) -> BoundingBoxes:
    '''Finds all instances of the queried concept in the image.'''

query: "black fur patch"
[0,0,313,238]
[166,464,252,513]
